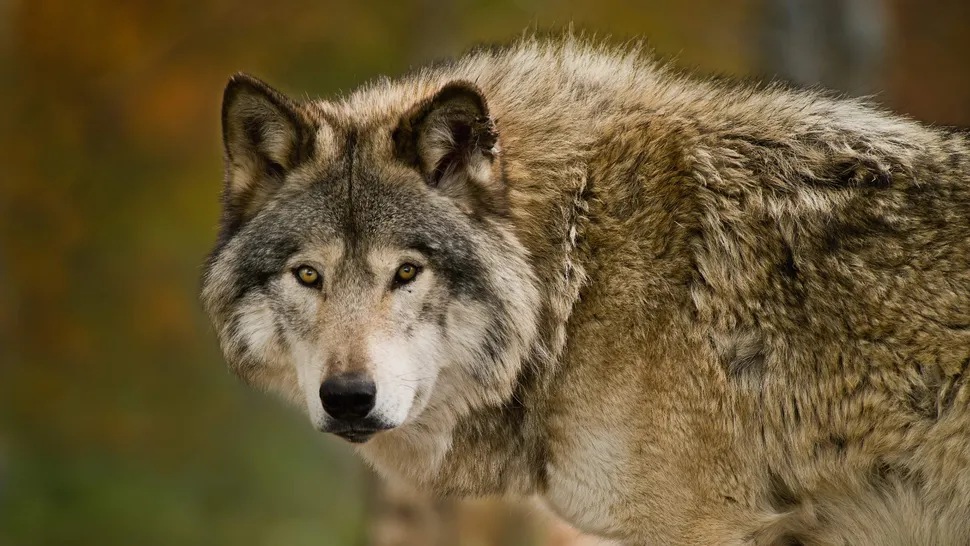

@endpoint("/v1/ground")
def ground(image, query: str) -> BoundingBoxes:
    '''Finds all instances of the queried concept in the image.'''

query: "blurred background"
[1,1,968,545]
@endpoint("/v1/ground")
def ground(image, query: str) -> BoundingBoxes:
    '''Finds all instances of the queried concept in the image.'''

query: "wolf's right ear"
[220,73,314,230]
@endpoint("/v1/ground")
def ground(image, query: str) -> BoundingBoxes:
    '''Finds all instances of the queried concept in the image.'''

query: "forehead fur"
[214,137,498,298]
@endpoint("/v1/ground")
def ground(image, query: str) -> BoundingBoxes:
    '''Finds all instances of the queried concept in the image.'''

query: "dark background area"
[1,1,968,544]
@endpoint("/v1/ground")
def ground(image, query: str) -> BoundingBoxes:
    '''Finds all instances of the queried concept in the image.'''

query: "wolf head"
[201,74,540,444]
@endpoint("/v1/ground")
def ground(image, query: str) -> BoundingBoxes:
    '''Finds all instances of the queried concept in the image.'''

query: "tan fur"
[204,34,970,545]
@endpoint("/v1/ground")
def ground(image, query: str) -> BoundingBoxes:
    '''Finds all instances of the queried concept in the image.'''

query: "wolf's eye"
[393,263,420,287]
[294,265,321,288]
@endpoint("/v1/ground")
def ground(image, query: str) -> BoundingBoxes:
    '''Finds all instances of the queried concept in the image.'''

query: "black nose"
[319,374,376,421]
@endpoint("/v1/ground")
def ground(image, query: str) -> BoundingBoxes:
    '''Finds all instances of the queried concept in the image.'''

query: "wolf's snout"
[319,373,376,421]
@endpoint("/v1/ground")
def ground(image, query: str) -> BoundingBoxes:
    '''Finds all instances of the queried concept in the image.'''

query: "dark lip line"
[332,429,385,444]
[324,425,394,437]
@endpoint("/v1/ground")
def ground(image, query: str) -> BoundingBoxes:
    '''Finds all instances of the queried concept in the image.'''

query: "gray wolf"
[201,35,970,545]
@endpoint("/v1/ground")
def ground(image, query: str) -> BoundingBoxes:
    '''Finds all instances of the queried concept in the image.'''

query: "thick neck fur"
[351,36,773,498]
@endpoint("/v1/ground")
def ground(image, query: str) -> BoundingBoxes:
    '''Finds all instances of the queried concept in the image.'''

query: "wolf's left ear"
[393,82,505,215]
[221,73,314,231]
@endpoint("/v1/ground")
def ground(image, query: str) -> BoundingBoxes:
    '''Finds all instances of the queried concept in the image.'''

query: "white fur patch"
[290,338,327,428]
[367,322,443,427]
[545,429,629,537]
[234,299,278,361]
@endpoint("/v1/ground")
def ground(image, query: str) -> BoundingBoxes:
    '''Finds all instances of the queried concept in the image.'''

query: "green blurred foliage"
[0,1,966,545]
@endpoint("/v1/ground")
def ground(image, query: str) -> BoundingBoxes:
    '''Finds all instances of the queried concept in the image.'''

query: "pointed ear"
[393,81,506,216]
[220,73,314,232]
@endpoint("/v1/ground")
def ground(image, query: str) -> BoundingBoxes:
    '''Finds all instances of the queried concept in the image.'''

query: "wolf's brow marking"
[345,130,358,238]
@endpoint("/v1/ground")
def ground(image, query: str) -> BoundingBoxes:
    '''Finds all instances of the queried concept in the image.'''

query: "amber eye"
[294,265,321,288]
[393,263,420,286]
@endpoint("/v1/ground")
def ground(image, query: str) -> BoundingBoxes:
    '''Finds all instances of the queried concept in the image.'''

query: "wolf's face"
[202,75,539,444]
